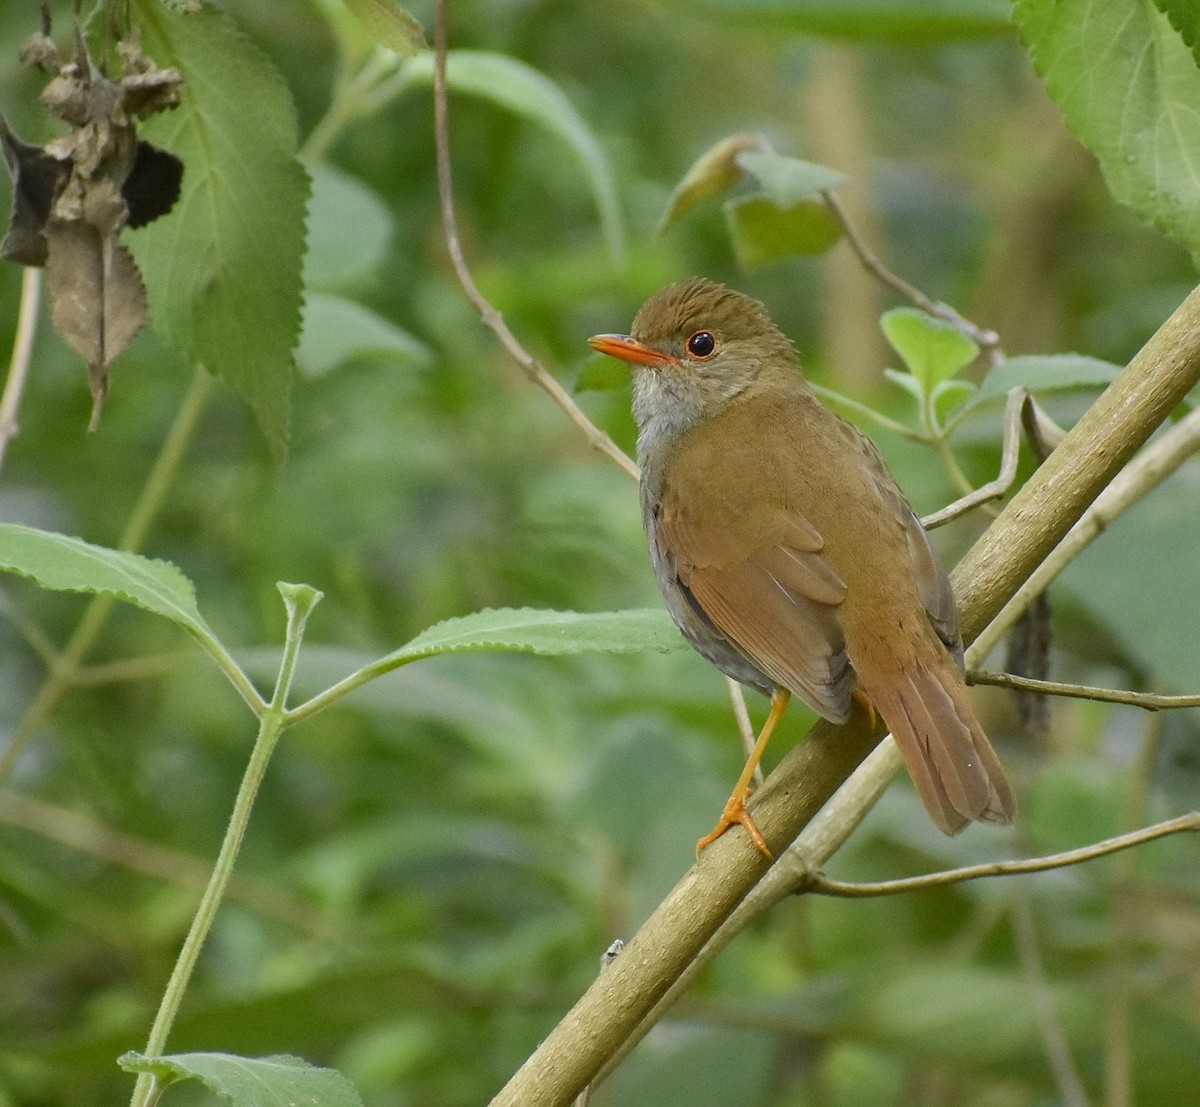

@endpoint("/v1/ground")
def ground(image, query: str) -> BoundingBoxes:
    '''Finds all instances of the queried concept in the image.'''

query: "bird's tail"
[868,658,1016,835]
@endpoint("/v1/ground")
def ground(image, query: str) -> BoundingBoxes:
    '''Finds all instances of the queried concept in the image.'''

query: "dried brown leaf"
[45,219,147,428]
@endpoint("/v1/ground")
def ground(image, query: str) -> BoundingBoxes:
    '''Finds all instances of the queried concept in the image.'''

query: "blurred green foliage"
[0,1,1197,1105]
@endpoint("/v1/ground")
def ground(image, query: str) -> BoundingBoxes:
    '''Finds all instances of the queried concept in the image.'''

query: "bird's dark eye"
[686,330,716,359]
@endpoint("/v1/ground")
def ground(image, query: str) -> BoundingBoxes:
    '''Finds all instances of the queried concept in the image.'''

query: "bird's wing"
[658,500,854,723]
[855,431,963,662]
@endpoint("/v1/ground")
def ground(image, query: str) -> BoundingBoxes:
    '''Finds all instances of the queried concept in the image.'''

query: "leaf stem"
[128,584,320,1107]
[0,266,42,475]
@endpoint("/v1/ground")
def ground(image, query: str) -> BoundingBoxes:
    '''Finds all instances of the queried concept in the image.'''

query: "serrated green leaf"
[735,151,848,208]
[0,524,208,635]
[724,195,841,267]
[680,0,1011,41]
[119,1050,365,1107]
[881,307,978,392]
[304,165,393,291]
[381,607,686,668]
[343,0,426,57]
[298,293,430,377]
[402,52,624,264]
[1013,0,1200,263]
[131,0,309,458]
[1154,0,1200,66]
[658,133,771,231]
[976,353,1122,401]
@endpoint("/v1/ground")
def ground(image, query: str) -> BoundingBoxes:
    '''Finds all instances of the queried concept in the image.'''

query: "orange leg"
[697,688,791,860]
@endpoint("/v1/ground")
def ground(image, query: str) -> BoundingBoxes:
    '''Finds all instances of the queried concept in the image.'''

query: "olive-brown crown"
[630,277,797,369]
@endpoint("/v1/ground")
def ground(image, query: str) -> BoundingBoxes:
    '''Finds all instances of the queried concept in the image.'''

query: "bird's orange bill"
[589,333,680,368]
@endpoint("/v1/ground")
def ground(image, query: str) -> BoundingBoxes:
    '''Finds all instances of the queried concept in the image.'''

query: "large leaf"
[131,0,310,457]
[736,151,848,208]
[119,1051,364,1107]
[975,353,1122,401]
[1155,0,1200,66]
[659,133,771,230]
[381,607,686,667]
[402,51,624,263]
[1013,0,1200,263]
[882,307,978,392]
[0,524,208,635]
[725,196,841,267]
[343,0,426,56]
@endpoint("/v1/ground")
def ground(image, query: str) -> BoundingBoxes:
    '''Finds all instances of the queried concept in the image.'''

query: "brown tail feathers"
[869,658,1016,835]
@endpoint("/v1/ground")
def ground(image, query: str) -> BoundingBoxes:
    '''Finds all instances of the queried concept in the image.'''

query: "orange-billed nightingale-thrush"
[590,278,1015,858]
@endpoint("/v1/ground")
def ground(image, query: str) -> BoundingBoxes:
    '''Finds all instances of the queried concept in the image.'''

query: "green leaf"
[1154,0,1200,66]
[659,133,771,231]
[678,0,1011,41]
[298,293,430,377]
[735,151,848,208]
[119,1051,364,1107]
[343,0,426,56]
[0,524,208,636]
[975,353,1122,401]
[380,607,686,667]
[724,196,841,267]
[881,307,978,392]
[131,0,310,458]
[402,51,624,264]
[1013,0,1200,263]
[930,377,977,419]
[883,367,925,403]
[304,165,393,291]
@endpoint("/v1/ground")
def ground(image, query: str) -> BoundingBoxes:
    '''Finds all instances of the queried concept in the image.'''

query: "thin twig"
[0,266,42,474]
[725,676,762,781]
[1105,708,1163,1107]
[431,0,638,482]
[802,813,1199,898]
[922,387,1026,529]
[1011,900,1092,1107]
[823,188,1002,365]
[968,670,1200,711]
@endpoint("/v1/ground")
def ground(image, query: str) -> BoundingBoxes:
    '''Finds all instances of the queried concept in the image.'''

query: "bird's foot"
[696,789,774,861]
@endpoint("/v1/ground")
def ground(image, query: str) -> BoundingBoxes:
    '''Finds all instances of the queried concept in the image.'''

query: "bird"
[589,277,1015,858]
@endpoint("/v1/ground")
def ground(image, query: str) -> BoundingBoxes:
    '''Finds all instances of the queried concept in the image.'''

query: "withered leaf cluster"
[0,21,184,430]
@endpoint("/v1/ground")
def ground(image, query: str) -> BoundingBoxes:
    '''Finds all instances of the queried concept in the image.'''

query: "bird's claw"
[696,790,774,861]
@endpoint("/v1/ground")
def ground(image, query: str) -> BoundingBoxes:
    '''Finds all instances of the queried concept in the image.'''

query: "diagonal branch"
[490,282,1200,1105]
[805,813,1199,897]
[431,0,638,482]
